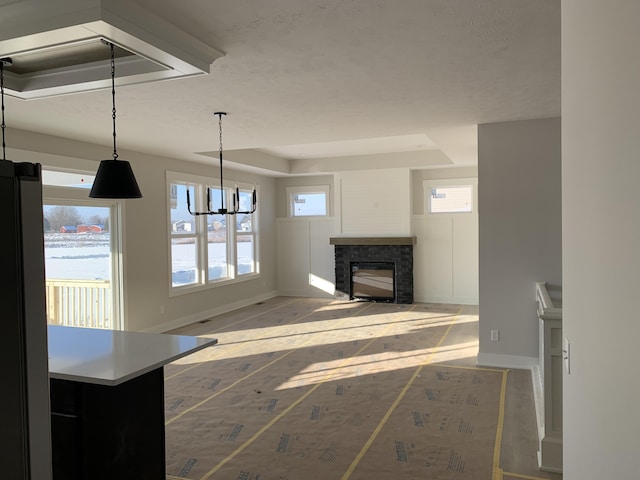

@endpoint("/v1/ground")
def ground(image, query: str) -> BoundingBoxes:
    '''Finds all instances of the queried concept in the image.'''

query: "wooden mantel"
[329,237,417,246]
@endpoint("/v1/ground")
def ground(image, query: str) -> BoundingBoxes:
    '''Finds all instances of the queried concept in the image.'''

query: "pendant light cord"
[1,58,6,161]
[218,112,225,210]
[109,43,118,160]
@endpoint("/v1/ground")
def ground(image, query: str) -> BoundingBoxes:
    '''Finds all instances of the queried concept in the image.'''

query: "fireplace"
[330,237,415,304]
[351,262,395,302]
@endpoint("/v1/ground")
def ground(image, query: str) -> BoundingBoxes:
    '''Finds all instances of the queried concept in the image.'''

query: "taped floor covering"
[163,298,525,480]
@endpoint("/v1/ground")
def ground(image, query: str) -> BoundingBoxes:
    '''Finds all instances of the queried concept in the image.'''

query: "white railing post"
[45,279,112,329]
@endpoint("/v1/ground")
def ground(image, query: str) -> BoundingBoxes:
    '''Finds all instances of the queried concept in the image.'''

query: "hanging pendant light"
[187,112,257,216]
[1,57,12,162]
[89,41,142,199]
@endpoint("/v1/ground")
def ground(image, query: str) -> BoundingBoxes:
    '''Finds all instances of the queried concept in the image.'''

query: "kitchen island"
[48,325,217,480]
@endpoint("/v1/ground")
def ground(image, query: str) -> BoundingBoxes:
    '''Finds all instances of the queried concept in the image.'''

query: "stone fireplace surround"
[330,237,416,304]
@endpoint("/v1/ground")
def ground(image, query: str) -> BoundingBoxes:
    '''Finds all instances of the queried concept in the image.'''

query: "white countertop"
[48,325,217,386]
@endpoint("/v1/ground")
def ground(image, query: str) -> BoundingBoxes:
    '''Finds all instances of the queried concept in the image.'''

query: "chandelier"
[187,112,257,215]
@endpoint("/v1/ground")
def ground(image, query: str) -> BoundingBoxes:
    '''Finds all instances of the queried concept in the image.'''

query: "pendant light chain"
[88,40,142,199]
[110,43,118,160]
[1,58,7,161]
[218,112,225,211]
[219,113,223,158]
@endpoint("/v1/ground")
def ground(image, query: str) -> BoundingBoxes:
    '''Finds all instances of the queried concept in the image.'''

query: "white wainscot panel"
[309,219,336,296]
[413,217,453,301]
[277,220,311,295]
[452,216,479,303]
[277,218,335,298]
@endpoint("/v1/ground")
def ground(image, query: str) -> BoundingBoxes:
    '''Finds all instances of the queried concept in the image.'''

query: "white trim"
[166,171,260,296]
[413,294,478,305]
[286,184,331,218]
[423,177,478,215]
[42,187,125,330]
[531,363,545,435]
[476,352,538,370]
[277,289,335,299]
[141,290,279,333]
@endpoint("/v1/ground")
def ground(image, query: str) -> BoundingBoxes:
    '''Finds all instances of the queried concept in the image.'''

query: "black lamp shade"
[89,159,142,199]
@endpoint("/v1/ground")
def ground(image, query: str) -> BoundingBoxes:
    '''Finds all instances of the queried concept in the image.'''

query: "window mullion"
[227,187,236,279]
[197,184,209,284]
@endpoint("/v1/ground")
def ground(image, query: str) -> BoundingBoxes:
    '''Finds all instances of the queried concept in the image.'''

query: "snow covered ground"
[45,233,111,280]
[44,233,253,283]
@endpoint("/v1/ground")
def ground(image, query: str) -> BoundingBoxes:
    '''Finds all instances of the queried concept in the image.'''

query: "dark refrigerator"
[0,159,52,479]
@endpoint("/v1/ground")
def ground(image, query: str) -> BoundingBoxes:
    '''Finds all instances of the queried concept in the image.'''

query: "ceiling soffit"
[0,0,223,99]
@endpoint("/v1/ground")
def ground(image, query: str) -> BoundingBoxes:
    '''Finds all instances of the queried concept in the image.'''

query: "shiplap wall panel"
[337,169,410,236]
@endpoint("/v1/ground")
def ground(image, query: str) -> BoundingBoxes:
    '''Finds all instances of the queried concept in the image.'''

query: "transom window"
[429,185,473,213]
[287,185,331,217]
[424,179,476,215]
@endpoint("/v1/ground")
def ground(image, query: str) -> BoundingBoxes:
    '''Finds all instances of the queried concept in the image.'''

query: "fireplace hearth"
[330,237,415,304]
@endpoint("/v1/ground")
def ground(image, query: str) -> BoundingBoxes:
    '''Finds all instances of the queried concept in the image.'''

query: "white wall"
[336,169,411,236]
[563,2,640,478]
[13,125,480,332]
[274,167,479,304]
[412,170,479,304]
[276,218,336,297]
[275,168,414,301]
[8,128,278,333]
[477,118,561,368]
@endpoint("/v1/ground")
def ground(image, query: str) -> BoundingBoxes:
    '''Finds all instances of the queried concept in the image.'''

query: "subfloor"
[164,297,562,480]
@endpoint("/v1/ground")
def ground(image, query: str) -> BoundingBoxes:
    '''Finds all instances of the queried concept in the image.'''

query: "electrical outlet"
[490,329,500,341]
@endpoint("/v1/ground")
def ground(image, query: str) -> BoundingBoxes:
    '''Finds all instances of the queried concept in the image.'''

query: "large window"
[168,172,258,293]
[42,169,123,330]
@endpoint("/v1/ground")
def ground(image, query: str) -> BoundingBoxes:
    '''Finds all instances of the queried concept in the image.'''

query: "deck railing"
[46,279,112,329]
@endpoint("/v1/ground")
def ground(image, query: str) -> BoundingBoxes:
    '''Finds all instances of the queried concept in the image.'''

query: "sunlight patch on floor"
[171,312,478,366]
[275,341,479,389]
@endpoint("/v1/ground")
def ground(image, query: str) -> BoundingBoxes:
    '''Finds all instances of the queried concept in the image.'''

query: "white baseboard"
[476,352,538,370]
[141,290,279,333]
[413,294,479,305]
[277,289,335,299]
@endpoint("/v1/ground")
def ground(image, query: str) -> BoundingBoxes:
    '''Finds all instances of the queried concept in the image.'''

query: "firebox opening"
[350,262,395,302]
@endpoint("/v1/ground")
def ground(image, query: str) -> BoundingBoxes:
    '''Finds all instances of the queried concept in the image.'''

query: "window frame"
[423,178,477,216]
[234,187,259,277]
[167,171,260,296]
[42,182,125,330]
[286,185,331,218]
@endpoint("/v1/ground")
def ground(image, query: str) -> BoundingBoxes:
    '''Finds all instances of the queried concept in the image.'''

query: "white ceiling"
[0,0,560,175]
